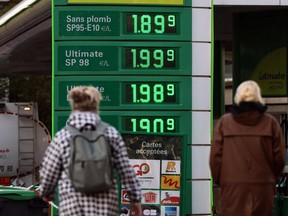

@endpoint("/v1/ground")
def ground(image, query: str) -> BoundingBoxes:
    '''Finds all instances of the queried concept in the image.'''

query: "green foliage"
[0,78,9,101]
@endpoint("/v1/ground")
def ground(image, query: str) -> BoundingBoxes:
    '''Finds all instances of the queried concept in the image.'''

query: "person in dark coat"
[39,86,142,216]
[210,80,286,216]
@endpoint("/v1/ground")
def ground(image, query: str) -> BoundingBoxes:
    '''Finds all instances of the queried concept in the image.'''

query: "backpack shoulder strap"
[65,125,81,136]
[65,121,109,135]
[96,121,109,134]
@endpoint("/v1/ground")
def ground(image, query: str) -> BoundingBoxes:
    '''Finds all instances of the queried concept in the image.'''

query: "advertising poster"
[122,134,183,215]
[234,12,288,96]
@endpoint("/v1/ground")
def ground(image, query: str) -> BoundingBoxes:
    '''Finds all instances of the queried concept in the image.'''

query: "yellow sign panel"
[161,175,180,189]
[68,0,184,4]
[250,47,287,96]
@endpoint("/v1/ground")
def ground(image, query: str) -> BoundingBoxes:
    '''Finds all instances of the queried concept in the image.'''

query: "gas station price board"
[55,0,191,6]
[54,76,192,110]
[54,111,192,139]
[54,7,191,41]
[54,42,191,75]
[53,1,193,215]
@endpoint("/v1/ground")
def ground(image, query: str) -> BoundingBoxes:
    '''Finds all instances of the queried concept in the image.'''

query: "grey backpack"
[66,122,113,193]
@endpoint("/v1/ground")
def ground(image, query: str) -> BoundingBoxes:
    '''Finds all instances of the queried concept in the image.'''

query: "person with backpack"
[39,86,142,216]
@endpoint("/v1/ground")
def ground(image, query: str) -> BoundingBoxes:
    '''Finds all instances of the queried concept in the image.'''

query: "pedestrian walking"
[39,86,142,216]
[210,80,286,216]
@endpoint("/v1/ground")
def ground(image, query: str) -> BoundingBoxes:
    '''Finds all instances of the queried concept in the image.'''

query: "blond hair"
[68,86,102,113]
[234,80,265,105]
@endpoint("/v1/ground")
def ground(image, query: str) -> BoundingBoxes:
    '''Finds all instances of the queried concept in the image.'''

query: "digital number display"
[125,48,176,69]
[124,117,177,133]
[126,13,177,34]
[125,83,177,104]
[55,8,192,40]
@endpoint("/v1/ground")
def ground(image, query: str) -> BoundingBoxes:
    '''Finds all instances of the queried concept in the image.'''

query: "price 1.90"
[125,117,176,133]
[125,48,176,69]
[125,83,177,104]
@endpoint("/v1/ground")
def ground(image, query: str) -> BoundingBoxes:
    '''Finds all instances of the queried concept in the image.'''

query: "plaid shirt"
[39,111,141,216]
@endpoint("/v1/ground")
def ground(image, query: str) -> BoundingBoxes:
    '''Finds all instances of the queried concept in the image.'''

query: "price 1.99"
[126,13,177,34]
[125,83,177,104]
[125,48,176,69]
[125,117,177,133]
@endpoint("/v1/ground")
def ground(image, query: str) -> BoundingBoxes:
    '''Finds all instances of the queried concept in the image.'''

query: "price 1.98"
[125,83,177,104]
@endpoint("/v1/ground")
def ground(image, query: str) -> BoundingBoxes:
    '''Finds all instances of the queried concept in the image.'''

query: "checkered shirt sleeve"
[105,126,142,203]
[39,130,67,197]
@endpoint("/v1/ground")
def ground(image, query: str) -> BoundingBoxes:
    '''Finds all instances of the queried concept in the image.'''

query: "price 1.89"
[125,83,177,104]
[125,117,177,133]
[126,13,177,34]
[125,48,176,69]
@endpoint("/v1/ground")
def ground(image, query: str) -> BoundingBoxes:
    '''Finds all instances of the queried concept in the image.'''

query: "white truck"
[0,102,51,186]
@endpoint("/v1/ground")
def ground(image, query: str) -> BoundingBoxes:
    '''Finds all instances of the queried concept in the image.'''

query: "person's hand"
[42,194,55,202]
[129,203,142,216]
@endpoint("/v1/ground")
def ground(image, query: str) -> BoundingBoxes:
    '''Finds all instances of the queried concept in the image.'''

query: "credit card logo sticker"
[161,175,180,189]
[161,160,181,174]
[121,190,130,203]
[161,206,179,216]
[161,190,180,204]
[142,190,160,204]
[130,159,160,189]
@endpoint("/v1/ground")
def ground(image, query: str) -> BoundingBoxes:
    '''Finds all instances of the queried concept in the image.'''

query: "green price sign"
[54,7,192,40]
[67,0,184,4]
[55,0,191,6]
[54,41,191,75]
[54,76,192,111]
[124,116,177,133]
[54,111,192,137]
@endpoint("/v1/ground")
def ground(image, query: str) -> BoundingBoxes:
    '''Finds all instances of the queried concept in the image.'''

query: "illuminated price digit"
[140,49,150,68]
[129,118,176,133]
[130,118,137,131]
[141,15,151,34]
[154,84,164,103]
[131,49,137,68]
[140,84,150,103]
[154,50,164,68]
[167,49,175,61]
[132,14,152,33]
[167,84,175,95]
[130,84,151,103]
[167,118,175,131]
[132,14,138,33]
[168,15,176,27]
[129,48,175,69]
[153,119,164,132]
[129,83,176,103]
[140,118,150,132]
[154,15,165,34]
[127,13,178,35]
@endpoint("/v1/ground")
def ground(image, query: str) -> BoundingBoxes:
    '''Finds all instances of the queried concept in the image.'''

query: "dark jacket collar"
[230,102,267,115]
[230,102,267,126]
